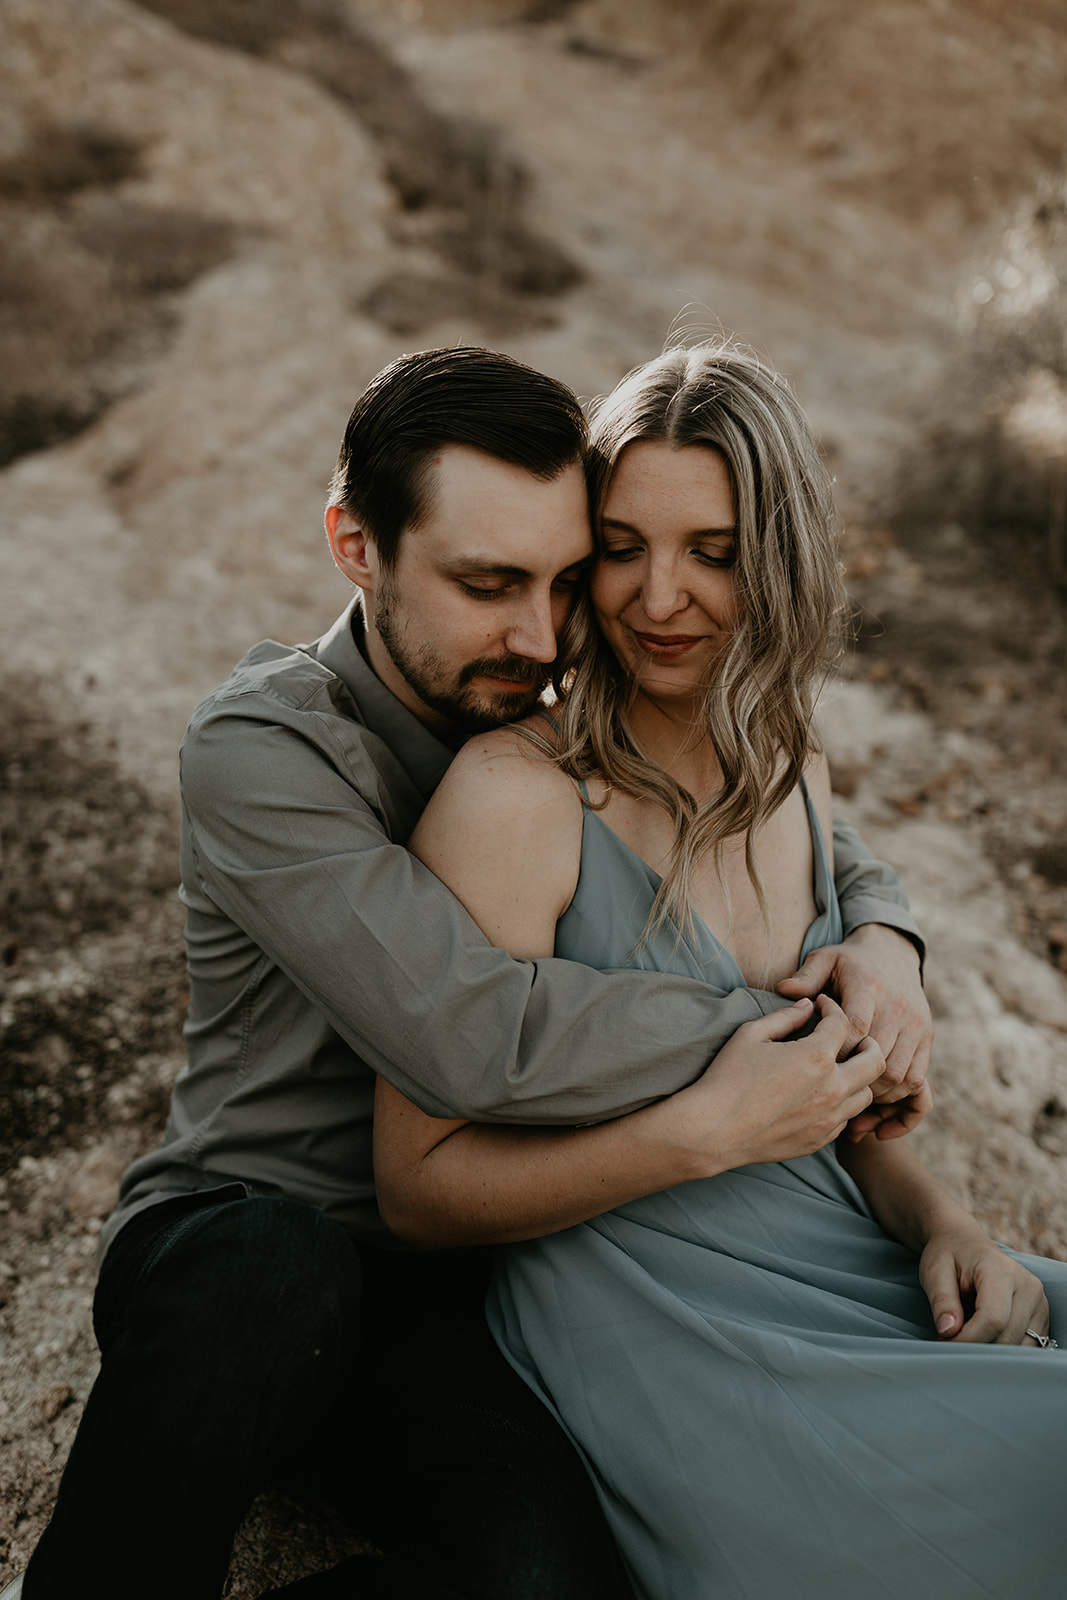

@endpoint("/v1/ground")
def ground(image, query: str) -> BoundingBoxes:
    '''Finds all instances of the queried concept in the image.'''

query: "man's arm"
[182,703,923,1126]
[832,817,925,961]
[181,704,774,1124]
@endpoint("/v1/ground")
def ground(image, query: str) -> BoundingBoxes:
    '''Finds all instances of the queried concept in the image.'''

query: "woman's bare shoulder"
[412,717,583,951]
[435,719,578,818]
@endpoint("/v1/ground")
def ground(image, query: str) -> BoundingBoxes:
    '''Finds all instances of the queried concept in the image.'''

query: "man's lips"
[460,659,546,691]
[481,675,541,691]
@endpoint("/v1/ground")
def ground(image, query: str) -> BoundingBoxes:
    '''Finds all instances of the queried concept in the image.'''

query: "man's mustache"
[458,657,550,688]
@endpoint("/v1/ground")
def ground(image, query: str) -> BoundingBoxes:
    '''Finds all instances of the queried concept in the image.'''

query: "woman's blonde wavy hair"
[544,341,849,940]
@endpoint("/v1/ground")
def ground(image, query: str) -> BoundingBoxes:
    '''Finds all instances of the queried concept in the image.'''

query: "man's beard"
[375,590,550,736]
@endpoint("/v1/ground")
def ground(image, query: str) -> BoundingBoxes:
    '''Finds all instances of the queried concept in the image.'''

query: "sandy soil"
[2,0,1066,1589]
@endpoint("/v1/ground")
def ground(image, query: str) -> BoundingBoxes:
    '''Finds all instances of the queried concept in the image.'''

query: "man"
[15,347,929,1600]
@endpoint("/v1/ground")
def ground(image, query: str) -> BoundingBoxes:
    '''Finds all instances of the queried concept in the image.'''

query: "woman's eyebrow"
[599,518,737,537]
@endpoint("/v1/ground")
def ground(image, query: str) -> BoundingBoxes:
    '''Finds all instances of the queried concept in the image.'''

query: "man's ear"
[325,506,376,591]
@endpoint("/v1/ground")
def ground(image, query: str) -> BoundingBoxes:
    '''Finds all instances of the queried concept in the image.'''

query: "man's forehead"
[424,442,583,497]
[409,446,592,564]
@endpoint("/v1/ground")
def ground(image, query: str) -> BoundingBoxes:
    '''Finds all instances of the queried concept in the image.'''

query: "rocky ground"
[1,0,1066,1589]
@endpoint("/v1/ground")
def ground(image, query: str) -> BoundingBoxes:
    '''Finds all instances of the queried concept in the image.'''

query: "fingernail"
[936,1313,955,1336]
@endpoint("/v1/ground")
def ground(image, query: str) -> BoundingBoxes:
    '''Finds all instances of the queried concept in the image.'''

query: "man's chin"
[454,686,545,734]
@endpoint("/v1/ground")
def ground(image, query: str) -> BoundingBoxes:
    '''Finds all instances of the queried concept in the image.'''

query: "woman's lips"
[633,632,705,656]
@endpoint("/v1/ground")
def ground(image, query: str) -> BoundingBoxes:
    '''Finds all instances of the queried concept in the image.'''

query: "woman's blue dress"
[487,786,1067,1599]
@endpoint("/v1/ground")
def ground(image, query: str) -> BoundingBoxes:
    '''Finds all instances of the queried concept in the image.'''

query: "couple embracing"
[16,343,1065,1600]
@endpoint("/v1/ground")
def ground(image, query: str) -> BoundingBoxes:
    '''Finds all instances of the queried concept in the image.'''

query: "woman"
[373,344,1067,1599]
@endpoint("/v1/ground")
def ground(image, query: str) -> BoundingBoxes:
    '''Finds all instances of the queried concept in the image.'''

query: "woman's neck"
[626,693,722,801]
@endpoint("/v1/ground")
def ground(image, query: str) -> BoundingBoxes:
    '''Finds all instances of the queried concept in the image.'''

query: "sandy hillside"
[2,0,1066,1588]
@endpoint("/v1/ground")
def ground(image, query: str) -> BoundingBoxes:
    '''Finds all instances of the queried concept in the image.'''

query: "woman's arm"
[375,731,885,1247]
[375,994,880,1246]
[837,1137,1050,1344]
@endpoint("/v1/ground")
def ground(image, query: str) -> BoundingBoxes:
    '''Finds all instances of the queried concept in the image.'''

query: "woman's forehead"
[603,441,736,526]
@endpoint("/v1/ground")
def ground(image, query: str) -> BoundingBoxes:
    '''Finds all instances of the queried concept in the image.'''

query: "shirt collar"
[313,599,453,800]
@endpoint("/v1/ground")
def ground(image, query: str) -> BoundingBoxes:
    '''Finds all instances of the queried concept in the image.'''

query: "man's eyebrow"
[442,555,594,578]
[442,557,536,578]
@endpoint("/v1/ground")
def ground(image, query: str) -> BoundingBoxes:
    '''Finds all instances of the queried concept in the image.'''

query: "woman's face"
[592,440,739,708]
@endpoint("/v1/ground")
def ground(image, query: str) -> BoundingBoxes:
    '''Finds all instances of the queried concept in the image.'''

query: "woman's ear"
[325,506,376,591]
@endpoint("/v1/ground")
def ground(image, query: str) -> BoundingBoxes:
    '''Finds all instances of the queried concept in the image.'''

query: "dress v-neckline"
[576,775,831,989]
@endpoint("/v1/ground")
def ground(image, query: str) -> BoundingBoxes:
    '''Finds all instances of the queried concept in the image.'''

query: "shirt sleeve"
[180,702,922,1124]
[832,817,926,969]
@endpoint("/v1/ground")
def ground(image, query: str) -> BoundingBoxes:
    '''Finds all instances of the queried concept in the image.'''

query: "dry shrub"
[577,0,1067,224]
[72,202,239,296]
[0,683,185,1171]
[0,687,177,958]
[884,183,1067,592]
[0,221,117,464]
[0,121,238,468]
[524,0,582,19]
[133,0,582,316]
[358,269,556,336]
[132,0,302,53]
[0,123,142,199]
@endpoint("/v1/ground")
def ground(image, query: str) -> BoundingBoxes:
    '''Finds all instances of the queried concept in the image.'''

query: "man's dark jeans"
[23,1191,628,1600]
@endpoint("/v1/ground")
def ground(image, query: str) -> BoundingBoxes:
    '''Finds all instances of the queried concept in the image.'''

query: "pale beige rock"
[818,691,1067,1250]
[38,1383,73,1424]
[65,1146,127,1220]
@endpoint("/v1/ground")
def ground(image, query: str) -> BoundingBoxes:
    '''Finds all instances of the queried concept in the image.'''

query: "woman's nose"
[641,560,687,622]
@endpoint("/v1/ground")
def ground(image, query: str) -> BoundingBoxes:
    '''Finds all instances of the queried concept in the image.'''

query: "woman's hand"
[838,1135,1052,1348]
[672,993,884,1173]
[779,923,933,1140]
[919,1223,1051,1345]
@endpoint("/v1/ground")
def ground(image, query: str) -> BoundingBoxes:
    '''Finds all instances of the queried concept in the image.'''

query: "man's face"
[359,446,592,739]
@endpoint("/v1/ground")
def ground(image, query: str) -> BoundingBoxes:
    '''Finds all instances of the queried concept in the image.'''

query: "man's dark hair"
[327,345,589,568]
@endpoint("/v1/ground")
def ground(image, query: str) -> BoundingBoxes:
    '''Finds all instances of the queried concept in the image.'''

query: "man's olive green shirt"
[105,602,923,1255]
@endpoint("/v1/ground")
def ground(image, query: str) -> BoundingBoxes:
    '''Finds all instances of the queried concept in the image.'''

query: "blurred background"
[2,0,1066,1586]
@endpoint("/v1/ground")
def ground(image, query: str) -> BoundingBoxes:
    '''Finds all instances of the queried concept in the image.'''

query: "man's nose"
[504,594,558,662]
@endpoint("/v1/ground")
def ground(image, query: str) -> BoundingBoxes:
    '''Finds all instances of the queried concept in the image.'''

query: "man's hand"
[777,924,933,1141]
[920,1224,1050,1344]
[665,994,884,1175]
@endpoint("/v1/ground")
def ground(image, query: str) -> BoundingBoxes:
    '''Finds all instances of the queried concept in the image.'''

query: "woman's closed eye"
[599,536,735,567]
[693,545,735,568]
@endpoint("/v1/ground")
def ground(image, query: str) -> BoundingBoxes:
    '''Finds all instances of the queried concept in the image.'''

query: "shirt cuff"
[841,910,926,979]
